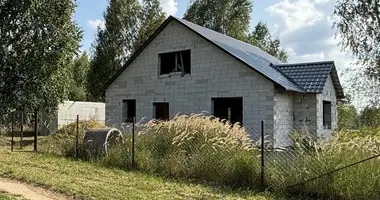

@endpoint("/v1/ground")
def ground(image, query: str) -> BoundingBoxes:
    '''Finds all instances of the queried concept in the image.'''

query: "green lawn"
[0,148,288,200]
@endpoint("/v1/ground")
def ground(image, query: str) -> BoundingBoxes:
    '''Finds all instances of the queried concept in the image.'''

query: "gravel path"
[0,178,69,200]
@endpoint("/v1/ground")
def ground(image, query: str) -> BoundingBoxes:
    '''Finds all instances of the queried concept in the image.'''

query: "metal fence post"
[34,110,38,152]
[76,115,79,158]
[11,112,14,152]
[261,120,265,189]
[131,117,135,169]
[20,112,23,149]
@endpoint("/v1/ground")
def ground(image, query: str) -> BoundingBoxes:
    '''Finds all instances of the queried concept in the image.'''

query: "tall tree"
[0,0,82,114]
[184,0,288,62]
[184,0,252,39]
[245,22,288,62]
[69,52,90,101]
[334,0,380,80]
[87,0,165,100]
[338,103,359,130]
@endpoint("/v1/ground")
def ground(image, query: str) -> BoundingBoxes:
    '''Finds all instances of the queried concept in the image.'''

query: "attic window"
[159,50,190,76]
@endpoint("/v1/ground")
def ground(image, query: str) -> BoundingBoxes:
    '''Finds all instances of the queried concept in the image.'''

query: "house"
[100,16,344,146]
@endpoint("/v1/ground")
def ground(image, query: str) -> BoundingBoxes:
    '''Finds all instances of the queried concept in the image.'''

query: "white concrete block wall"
[57,101,105,126]
[105,20,276,129]
[317,75,337,138]
[293,94,317,125]
[274,89,294,147]
[40,101,105,134]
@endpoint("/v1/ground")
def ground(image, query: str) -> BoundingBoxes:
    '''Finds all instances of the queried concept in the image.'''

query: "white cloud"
[88,19,105,30]
[160,0,178,16]
[266,0,324,33]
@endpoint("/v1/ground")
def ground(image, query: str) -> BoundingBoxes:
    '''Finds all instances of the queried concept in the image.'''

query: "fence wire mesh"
[2,112,380,199]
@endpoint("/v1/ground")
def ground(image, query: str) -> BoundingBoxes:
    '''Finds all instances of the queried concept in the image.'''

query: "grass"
[36,115,380,199]
[0,148,287,200]
[0,191,24,200]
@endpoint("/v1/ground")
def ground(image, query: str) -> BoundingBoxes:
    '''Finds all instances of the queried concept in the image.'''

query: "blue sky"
[74,0,354,72]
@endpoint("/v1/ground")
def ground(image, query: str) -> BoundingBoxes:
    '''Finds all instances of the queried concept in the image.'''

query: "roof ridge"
[274,61,334,67]
[269,63,305,92]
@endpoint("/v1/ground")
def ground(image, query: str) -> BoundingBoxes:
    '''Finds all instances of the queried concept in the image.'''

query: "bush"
[39,120,106,157]
[134,114,260,187]
[276,130,380,199]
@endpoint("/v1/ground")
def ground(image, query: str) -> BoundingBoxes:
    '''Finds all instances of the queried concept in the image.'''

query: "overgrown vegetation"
[37,114,380,199]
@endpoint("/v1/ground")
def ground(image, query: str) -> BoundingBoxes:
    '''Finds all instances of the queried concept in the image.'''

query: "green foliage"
[338,103,359,130]
[39,120,106,157]
[0,0,82,114]
[184,0,253,39]
[334,0,380,81]
[245,22,288,62]
[184,0,288,62]
[87,0,165,100]
[359,106,380,128]
[68,52,90,101]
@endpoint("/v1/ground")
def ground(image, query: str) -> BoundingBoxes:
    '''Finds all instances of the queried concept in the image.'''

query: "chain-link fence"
[3,112,379,198]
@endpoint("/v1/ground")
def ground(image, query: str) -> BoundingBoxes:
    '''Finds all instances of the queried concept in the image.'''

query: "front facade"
[104,17,343,146]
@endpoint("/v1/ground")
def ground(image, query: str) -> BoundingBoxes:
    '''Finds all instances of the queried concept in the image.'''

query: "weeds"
[37,114,380,199]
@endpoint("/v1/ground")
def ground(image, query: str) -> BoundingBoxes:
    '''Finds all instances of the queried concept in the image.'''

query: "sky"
[74,0,356,73]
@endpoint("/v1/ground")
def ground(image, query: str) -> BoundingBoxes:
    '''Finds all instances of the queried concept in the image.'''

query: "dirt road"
[0,178,69,200]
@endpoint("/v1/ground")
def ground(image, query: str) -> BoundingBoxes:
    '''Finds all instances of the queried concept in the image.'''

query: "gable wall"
[317,75,337,138]
[105,20,275,127]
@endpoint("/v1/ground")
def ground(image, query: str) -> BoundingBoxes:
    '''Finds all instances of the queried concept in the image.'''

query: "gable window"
[323,101,331,129]
[122,100,136,122]
[159,50,190,76]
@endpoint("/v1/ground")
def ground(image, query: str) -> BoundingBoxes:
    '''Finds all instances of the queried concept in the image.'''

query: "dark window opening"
[122,100,136,122]
[159,50,190,75]
[212,97,243,124]
[323,101,332,129]
[154,102,169,120]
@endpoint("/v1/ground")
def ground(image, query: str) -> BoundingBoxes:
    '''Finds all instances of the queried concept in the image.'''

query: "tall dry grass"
[134,114,261,187]
[37,114,380,199]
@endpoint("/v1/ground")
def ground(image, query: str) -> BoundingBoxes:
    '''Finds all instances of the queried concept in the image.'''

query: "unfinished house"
[100,16,344,147]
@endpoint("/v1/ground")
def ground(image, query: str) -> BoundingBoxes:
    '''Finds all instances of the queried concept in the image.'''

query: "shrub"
[39,120,106,157]
[134,114,260,187]
[279,130,380,199]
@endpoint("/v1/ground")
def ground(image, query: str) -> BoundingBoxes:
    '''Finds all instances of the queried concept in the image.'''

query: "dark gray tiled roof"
[175,17,304,93]
[274,62,332,93]
[273,61,344,98]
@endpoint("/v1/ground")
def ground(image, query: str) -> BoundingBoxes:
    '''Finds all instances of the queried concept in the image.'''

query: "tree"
[184,0,288,62]
[334,0,380,80]
[359,106,380,128]
[69,52,90,101]
[245,22,288,62]
[184,0,252,39]
[87,0,165,100]
[338,103,359,130]
[0,0,82,114]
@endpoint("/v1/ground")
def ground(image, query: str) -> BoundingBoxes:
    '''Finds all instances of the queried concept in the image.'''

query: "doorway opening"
[212,97,243,124]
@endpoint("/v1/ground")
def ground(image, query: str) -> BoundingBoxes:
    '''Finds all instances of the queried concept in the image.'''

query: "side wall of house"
[317,75,337,138]
[293,94,317,125]
[274,89,294,147]
[105,20,276,134]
